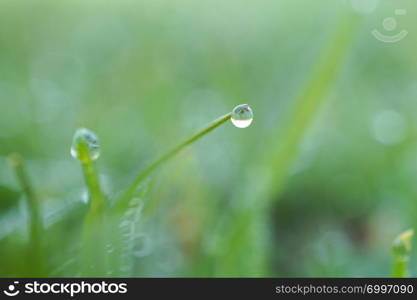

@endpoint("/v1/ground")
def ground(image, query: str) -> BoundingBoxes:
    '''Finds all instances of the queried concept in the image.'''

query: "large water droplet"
[231,104,253,128]
[70,128,100,162]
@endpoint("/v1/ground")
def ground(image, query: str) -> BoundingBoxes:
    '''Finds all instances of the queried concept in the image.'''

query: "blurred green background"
[1,0,417,277]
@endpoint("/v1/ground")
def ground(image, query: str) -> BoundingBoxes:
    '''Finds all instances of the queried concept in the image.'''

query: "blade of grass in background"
[9,153,45,276]
[392,229,414,278]
[211,10,361,276]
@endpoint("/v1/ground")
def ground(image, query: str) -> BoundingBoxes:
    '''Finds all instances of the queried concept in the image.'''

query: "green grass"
[210,10,361,276]
[72,128,106,276]
[63,109,234,276]
[114,111,232,214]
[1,0,417,278]
[392,229,414,278]
[9,153,45,276]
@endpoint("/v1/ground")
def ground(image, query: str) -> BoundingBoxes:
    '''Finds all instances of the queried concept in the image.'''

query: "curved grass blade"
[113,112,232,214]
[9,153,45,276]
[73,136,107,276]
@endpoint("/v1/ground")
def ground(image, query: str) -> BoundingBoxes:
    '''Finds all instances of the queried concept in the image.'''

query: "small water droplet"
[70,128,100,162]
[231,104,253,128]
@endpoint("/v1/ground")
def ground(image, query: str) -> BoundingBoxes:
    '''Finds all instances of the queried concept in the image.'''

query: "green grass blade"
[113,112,232,214]
[9,153,45,276]
[108,112,233,275]
[392,229,414,278]
[263,13,361,201]
[212,11,361,276]
[75,141,107,276]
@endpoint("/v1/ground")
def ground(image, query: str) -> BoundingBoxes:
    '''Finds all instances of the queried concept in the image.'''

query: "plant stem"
[392,260,408,278]
[114,112,232,213]
[9,153,44,276]
[77,143,106,276]
[81,158,105,215]
[392,229,414,278]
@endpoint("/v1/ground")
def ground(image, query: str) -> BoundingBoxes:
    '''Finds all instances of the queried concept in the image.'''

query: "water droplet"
[231,104,253,128]
[70,128,100,162]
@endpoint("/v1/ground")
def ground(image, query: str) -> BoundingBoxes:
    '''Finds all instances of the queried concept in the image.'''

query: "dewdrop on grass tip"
[231,104,253,128]
[71,128,101,162]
